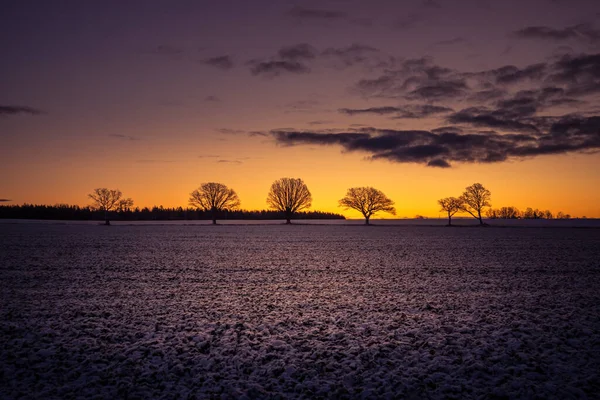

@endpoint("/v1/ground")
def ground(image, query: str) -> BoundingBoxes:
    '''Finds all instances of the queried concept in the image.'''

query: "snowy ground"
[1,223,599,399]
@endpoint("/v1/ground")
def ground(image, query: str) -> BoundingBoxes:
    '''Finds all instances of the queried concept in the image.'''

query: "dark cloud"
[203,55,234,70]
[278,44,318,61]
[270,114,600,167]
[339,106,400,116]
[217,159,243,164]
[431,126,463,134]
[427,159,451,168]
[287,7,347,20]
[468,88,507,102]
[0,105,43,116]
[301,53,600,167]
[513,24,600,43]
[547,53,600,95]
[486,63,547,85]
[204,95,221,102]
[354,58,464,101]
[0,198,11,202]
[448,107,540,133]
[405,80,468,101]
[339,104,453,118]
[248,131,268,137]
[108,134,139,141]
[250,60,310,77]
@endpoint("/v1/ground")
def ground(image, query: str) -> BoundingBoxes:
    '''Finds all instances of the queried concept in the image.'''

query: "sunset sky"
[1,0,599,218]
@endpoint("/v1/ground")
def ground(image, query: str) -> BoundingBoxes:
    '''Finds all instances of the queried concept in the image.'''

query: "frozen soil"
[1,223,599,399]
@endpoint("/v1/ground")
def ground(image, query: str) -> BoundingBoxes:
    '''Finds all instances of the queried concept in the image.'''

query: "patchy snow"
[1,223,599,398]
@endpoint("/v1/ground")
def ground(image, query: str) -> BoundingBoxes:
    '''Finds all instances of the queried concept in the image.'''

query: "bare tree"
[267,178,312,224]
[460,183,491,225]
[88,188,126,225]
[117,197,134,212]
[438,197,462,226]
[189,182,241,224]
[339,187,396,225]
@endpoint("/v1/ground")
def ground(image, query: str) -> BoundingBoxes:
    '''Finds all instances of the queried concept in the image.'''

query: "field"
[1,222,599,399]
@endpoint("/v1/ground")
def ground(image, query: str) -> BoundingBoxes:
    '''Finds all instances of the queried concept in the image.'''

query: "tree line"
[438,183,574,225]
[485,207,571,220]
[82,178,400,225]
[0,204,344,222]
[1,178,576,225]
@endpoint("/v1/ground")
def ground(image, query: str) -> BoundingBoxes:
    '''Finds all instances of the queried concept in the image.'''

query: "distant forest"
[0,204,345,221]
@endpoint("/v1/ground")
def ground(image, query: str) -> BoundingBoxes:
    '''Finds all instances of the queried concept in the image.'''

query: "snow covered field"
[1,223,599,399]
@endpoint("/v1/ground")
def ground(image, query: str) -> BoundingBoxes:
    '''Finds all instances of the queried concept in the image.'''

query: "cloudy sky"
[1,0,599,217]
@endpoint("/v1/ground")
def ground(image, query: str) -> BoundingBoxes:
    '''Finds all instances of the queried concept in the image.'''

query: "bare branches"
[339,187,396,224]
[438,196,463,225]
[117,198,134,212]
[88,188,126,225]
[267,178,312,223]
[88,188,123,212]
[189,182,241,224]
[459,183,491,225]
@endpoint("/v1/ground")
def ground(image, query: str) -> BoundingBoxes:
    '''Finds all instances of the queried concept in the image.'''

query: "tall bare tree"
[339,187,396,225]
[189,182,241,224]
[267,178,312,224]
[460,183,491,225]
[88,188,127,225]
[438,197,462,226]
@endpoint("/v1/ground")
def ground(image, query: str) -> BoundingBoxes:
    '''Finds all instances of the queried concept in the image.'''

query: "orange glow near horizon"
[3,131,600,218]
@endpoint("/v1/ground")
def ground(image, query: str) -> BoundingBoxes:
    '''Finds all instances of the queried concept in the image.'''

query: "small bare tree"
[189,182,240,224]
[460,183,491,225]
[88,188,126,225]
[117,198,134,212]
[339,187,396,225]
[267,178,312,224]
[438,197,462,226]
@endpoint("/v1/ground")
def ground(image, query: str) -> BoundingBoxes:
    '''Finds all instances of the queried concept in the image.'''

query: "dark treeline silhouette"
[486,207,572,219]
[0,204,345,221]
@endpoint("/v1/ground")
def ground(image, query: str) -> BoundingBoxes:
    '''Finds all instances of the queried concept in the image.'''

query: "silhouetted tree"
[189,182,241,224]
[487,206,521,219]
[117,197,134,212]
[556,211,571,219]
[438,197,463,226]
[267,178,312,224]
[88,188,126,225]
[460,183,491,225]
[339,187,396,225]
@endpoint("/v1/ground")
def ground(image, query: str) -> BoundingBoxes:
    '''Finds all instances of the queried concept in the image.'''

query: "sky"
[1,0,599,218]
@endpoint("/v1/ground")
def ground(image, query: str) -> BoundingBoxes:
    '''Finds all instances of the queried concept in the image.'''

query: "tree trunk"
[448,213,452,226]
[104,210,110,225]
[478,210,483,225]
[365,215,370,225]
[212,208,217,225]
[212,218,217,225]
